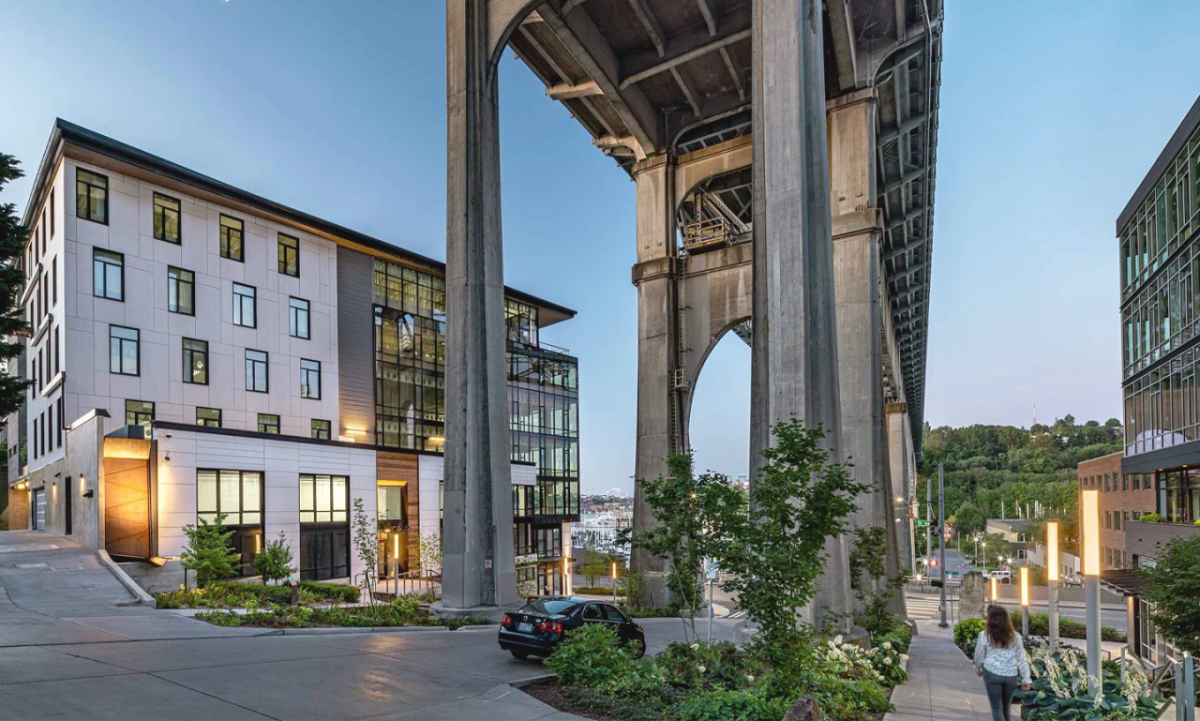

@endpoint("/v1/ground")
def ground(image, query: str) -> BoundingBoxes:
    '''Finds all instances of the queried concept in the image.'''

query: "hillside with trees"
[915,415,1122,553]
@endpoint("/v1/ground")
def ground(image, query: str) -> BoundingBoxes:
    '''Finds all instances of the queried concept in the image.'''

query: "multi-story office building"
[5,120,580,596]
[1076,451,1154,572]
[1106,94,1200,666]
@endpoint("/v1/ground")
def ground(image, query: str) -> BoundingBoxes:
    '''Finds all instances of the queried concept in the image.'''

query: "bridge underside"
[442,0,941,618]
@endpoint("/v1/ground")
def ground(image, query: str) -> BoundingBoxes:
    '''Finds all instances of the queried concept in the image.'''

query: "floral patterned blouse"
[974,631,1032,684]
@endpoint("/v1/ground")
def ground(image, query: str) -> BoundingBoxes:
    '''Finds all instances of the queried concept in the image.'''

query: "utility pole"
[938,464,948,628]
[925,479,932,581]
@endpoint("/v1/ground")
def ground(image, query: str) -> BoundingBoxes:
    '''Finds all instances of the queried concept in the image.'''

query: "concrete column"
[886,402,913,573]
[630,157,676,607]
[750,0,851,630]
[442,0,517,613]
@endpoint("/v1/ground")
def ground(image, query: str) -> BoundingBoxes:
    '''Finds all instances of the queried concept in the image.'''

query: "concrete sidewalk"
[885,620,996,721]
[0,530,258,647]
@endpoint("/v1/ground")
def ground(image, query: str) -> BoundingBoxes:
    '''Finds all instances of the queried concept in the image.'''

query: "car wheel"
[511,650,530,660]
[630,638,646,660]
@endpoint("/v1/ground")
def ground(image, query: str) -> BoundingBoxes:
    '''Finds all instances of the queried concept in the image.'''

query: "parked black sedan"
[498,596,646,660]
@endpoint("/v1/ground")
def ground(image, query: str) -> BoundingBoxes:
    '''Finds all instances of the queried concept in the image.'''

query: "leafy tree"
[716,419,867,665]
[849,525,908,636]
[180,515,241,592]
[254,531,296,585]
[0,155,33,415]
[417,528,442,578]
[1143,535,1200,657]
[635,452,745,641]
[951,501,986,539]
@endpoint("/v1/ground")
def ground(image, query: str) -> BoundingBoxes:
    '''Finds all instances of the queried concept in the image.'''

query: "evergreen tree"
[0,154,33,415]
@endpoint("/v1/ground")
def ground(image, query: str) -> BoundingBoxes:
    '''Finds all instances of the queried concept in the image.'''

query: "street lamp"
[1019,566,1030,637]
[1047,520,1060,650]
[1081,489,1101,696]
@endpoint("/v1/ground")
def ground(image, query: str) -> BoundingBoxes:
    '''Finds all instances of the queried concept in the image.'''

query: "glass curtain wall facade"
[372,264,581,596]
[1121,124,1200,456]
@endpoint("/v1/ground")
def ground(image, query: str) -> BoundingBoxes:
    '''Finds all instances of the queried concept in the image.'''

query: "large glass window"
[300,475,348,524]
[197,407,221,427]
[76,169,108,224]
[301,359,321,399]
[125,400,154,427]
[233,283,256,327]
[245,349,268,392]
[183,338,208,385]
[93,249,123,301]
[153,193,181,243]
[197,469,261,526]
[278,234,299,277]
[220,215,244,261]
[110,326,139,375]
[168,267,194,315]
[289,297,310,339]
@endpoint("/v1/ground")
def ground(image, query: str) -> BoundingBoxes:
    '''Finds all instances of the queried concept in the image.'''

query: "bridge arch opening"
[685,320,752,480]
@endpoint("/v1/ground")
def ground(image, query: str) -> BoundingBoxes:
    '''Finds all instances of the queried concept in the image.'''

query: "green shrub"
[195,610,243,627]
[657,642,761,693]
[877,622,912,654]
[573,586,624,596]
[676,689,784,721]
[384,597,421,625]
[298,580,360,603]
[808,676,891,720]
[180,515,241,589]
[954,617,985,657]
[1008,609,1126,643]
[1139,513,1161,523]
[545,624,636,687]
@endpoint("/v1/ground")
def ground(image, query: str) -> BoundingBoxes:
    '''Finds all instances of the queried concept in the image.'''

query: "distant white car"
[983,570,1012,583]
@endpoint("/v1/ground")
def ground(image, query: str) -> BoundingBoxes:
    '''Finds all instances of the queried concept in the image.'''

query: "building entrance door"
[32,489,45,530]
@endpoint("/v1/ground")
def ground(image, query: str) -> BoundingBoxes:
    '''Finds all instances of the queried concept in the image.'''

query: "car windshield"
[521,599,578,616]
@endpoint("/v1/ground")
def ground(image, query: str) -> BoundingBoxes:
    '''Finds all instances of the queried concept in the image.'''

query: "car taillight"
[636,625,643,633]
[539,620,563,634]
[501,614,513,626]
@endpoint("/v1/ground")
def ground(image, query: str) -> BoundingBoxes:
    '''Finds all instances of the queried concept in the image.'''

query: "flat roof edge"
[1117,94,1200,234]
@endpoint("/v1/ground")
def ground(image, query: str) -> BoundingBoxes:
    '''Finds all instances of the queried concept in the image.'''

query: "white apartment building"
[8,120,580,595]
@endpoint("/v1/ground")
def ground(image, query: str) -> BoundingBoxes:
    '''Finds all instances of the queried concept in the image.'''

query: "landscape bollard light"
[1082,489,1102,696]
[612,562,617,603]
[1019,566,1030,637]
[1048,520,1060,651]
[991,576,999,603]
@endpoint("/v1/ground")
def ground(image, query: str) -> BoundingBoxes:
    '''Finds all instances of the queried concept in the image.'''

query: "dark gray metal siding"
[337,246,375,442]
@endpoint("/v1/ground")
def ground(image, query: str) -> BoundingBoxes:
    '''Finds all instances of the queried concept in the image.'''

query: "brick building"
[1077,451,1155,570]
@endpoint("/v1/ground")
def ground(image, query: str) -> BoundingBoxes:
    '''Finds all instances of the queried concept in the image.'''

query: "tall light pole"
[925,478,932,574]
[1047,519,1060,651]
[938,465,948,629]
[1081,489,1102,696]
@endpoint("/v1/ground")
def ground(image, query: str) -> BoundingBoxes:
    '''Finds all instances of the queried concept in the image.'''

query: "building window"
[300,359,321,399]
[289,297,310,339]
[125,400,154,427]
[278,234,299,277]
[183,338,208,385]
[245,349,268,393]
[197,469,262,526]
[233,283,256,327]
[153,193,181,243]
[1115,512,1122,531]
[57,397,63,448]
[93,249,124,301]
[197,407,221,427]
[109,326,139,375]
[76,169,108,224]
[168,267,194,315]
[311,419,331,440]
[220,215,244,261]
[1105,511,1112,530]
[257,414,280,434]
[300,475,348,524]
[50,189,55,236]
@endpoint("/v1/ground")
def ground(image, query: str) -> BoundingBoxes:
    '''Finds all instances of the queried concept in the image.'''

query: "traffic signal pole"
[938,465,948,628]
[925,479,932,582]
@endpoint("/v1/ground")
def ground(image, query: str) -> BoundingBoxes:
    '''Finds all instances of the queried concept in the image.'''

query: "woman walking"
[974,604,1032,721]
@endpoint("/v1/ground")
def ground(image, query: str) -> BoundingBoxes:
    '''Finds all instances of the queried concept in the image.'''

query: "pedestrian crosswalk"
[905,594,951,620]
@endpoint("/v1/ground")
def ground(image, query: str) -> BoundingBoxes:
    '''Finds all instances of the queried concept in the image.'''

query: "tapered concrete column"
[828,90,903,612]
[630,157,676,607]
[886,402,913,572]
[750,0,851,630]
[442,0,517,612]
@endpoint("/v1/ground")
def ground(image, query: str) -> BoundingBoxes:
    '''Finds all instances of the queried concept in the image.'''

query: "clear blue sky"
[1,1,1197,493]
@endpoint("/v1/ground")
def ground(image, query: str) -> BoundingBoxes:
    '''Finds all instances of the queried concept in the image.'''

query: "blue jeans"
[982,669,1020,721]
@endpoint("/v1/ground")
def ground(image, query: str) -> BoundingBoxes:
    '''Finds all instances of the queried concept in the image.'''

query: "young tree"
[716,419,867,665]
[635,452,745,641]
[253,531,296,585]
[180,515,241,593]
[417,528,442,578]
[351,497,378,618]
[0,155,34,414]
[1143,535,1200,657]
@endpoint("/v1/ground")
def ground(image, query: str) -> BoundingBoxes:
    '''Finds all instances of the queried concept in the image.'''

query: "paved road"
[0,531,743,720]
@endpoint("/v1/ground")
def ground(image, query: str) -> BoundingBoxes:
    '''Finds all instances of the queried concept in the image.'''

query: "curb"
[508,673,556,689]
[98,549,157,608]
[280,625,450,635]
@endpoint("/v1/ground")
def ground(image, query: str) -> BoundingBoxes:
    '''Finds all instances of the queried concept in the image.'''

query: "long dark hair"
[986,604,1015,649]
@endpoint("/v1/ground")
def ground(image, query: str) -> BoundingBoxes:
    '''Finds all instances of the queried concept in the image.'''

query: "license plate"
[518,622,534,633]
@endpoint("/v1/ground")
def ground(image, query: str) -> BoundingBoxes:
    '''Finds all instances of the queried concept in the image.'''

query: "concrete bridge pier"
[749,0,852,632]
